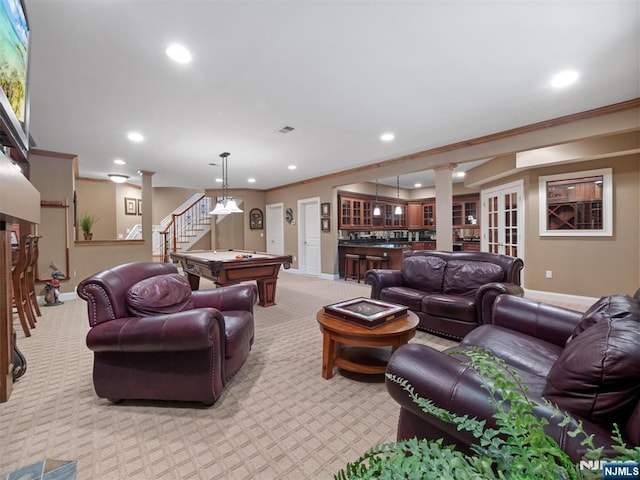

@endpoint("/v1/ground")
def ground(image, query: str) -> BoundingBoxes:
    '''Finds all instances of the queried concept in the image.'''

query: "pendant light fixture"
[373,179,381,216]
[210,152,243,215]
[394,176,403,215]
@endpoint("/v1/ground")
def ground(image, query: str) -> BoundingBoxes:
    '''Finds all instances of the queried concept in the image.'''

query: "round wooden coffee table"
[316,309,419,379]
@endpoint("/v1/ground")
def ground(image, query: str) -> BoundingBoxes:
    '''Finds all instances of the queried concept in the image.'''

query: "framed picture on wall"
[137,198,142,216]
[321,202,330,217]
[124,197,137,215]
[250,208,263,229]
[321,217,330,232]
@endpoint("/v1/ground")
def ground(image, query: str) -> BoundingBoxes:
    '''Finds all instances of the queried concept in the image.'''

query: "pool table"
[170,249,292,307]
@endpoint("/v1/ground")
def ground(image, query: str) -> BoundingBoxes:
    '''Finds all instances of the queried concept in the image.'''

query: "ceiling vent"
[277,125,295,134]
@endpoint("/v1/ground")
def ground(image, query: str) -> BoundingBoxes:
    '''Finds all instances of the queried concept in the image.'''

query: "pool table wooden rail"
[170,250,292,307]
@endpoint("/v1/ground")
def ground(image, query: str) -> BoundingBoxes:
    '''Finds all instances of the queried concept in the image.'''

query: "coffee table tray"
[323,297,408,329]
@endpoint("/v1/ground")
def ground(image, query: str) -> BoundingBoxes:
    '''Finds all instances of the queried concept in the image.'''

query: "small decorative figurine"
[43,262,65,306]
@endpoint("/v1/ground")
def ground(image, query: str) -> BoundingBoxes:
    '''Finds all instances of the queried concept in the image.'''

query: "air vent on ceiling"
[277,125,295,134]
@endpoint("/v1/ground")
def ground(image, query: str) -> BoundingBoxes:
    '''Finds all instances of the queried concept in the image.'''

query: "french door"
[481,181,524,258]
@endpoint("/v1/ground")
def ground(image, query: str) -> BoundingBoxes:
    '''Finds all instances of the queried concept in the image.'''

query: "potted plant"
[79,213,99,240]
[336,348,640,480]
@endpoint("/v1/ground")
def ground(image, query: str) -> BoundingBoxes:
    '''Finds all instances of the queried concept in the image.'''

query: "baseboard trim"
[523,288,598,308]
[37,291,78,304]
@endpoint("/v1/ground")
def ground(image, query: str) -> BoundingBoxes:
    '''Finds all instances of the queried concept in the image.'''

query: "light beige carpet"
[1,272,457,480]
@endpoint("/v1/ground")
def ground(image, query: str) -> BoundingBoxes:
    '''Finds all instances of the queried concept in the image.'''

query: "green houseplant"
[336,348,640,480]
[79,213,99,240]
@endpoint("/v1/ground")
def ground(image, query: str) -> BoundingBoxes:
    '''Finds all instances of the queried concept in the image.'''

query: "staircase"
[127,194,212,261]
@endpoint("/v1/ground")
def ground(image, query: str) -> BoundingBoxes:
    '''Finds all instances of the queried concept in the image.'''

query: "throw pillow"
[543,312,640,430]
[402,256,447,292]
[127,273,195,317]
[569,294,639,341]
[442,260,503,296]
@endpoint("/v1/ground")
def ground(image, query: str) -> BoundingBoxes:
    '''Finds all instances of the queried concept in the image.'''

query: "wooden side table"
[316,309,419,379]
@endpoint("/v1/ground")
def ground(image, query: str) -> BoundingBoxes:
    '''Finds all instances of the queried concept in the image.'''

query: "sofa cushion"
[461,324,564,378]
[380,286,426,311]
[422,294,476,323]
[569,294,639,341]
[402,256,447,292]
[542,313,640,430]
[127,273,195,317]
[442,260,504,296]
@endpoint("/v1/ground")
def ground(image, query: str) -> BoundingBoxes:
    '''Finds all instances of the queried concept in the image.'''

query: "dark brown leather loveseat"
[77,262,257,405]
[365,251,524,339]
[386,292,640,463]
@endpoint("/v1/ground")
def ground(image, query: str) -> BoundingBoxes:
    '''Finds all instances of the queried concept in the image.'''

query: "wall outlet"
[545,270,553,279]
[293,256,297,262]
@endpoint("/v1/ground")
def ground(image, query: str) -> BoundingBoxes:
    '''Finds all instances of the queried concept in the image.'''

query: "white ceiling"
[25,1,640,191]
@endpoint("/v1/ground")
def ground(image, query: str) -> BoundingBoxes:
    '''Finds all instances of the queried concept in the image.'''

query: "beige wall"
[152,187,203,224]
[524,156,639,296]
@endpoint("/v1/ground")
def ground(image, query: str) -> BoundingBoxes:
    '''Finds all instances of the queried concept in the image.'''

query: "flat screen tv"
[0,0,29,160]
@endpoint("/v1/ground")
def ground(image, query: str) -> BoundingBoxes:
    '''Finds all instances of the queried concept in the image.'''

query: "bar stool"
[365,254,390,272]
[11,235,32,337]
[344,253,366,282]
[25,235,42,319]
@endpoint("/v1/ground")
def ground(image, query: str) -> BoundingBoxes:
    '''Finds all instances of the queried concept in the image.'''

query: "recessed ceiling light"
[380,133,395,142]
[166,43,192,63]
[215,178,223,183]
[127,132,144,142]
[288,165,297,170]
[455,172,466,178]
[414,183,422,188]
[550,70,579,88]
[114,158,126,165]
[248,178,256,183]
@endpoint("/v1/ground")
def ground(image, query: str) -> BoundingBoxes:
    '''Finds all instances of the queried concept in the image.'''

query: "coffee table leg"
[322,332,336,379]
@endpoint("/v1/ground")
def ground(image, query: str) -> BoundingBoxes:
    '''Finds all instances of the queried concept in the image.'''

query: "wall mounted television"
[0,0,29,160]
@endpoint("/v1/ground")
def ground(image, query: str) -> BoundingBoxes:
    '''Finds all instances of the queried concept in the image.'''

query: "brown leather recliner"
[365,251,524,339]
[77,262,257,406]
[386,292,640,463]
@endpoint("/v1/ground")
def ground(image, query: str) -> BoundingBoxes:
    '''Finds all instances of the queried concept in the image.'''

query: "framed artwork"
[538,168,612,236]
[124,197,137,215]
[250,208,264,229]
[321,217,330,232]
[137,198,142,216]
[321,202,330,217]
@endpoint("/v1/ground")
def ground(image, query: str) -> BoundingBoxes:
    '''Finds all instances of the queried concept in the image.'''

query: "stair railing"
[159,195,211,262]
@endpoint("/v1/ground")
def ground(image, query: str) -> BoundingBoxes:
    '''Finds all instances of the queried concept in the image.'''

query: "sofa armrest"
[476,282,524,325]
[191,283,257,312]
[86,308,224,353]
[365,270,403,298]
[491,295,582,347]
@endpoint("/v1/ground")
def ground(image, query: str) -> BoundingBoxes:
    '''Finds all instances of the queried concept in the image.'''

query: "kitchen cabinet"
[339,196,373,229]
[452,197,479,227]
[407,203,422,229]
[422,202,436,228]
[384,203,406,228]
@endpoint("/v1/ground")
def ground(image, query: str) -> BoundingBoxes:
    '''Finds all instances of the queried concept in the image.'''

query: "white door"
[481,180,524,258]
[266,203,284,255]
[299,198,321,275]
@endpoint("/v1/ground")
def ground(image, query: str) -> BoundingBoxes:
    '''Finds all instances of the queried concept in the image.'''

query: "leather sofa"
[386,292,640,463]
[365,251,524,339]
[77,262,257,405]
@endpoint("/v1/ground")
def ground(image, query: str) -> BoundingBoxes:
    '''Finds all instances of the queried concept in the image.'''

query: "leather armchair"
[386,293,640,463]
[77,262,257,405]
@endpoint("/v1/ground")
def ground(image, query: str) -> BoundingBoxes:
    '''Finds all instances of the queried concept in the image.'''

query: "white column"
[435,164,456,251]
[138,170,155,260]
